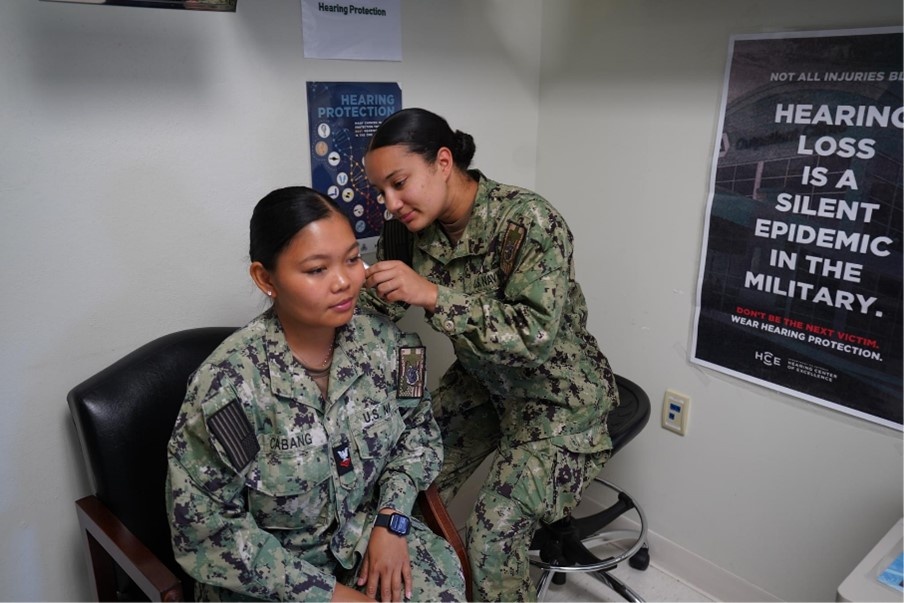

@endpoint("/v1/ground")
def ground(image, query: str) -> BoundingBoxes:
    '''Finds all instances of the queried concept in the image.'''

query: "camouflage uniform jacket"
[165,308,441,601]
[362,172,617,453]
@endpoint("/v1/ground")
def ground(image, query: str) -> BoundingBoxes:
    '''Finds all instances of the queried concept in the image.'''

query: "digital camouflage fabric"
[165,309,465,602]
[360,173,619,601]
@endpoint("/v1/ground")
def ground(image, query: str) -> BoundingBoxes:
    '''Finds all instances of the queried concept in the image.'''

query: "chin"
[331,306,357,326]
[405,220,427,233]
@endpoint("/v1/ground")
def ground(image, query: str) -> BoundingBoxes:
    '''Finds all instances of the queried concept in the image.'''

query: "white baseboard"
[606,514,782,602]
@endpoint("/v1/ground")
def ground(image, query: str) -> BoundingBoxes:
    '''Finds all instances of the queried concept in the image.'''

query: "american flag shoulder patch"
[207,400,259,470]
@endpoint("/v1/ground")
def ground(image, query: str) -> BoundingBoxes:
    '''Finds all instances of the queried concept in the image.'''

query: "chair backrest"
[68,327,236,597]
[609,375,651,452]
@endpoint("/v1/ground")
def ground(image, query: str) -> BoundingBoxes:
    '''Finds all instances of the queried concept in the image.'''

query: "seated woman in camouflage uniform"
[165,186,465,602]
[361,108,619,602]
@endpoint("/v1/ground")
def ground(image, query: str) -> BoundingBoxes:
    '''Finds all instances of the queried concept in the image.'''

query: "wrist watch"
[374,512,411,536]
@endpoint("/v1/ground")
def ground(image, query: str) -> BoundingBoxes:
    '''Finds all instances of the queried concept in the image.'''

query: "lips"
[331,297,355,312]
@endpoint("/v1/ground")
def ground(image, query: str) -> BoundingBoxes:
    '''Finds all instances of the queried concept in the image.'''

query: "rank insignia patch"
[333,442,353,476]
[500,221,526,277]
[397,346,426,398]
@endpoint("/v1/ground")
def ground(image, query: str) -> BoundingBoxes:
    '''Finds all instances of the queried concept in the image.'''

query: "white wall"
[0,1,540,600]
[537,1,903,601]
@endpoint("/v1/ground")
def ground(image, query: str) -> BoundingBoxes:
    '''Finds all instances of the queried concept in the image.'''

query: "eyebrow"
[299,241,360,264]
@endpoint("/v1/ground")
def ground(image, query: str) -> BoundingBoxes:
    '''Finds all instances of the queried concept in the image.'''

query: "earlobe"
[249,262,275,298]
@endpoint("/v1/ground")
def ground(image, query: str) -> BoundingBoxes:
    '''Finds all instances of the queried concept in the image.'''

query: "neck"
[275,310,337,368]
[438,170,478,244]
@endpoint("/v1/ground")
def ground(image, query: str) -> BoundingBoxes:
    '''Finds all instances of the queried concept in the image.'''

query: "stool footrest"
[572,492,635,536]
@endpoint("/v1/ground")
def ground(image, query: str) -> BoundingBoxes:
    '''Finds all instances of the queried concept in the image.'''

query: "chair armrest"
[416,484,472,601]
[75,495,184,602]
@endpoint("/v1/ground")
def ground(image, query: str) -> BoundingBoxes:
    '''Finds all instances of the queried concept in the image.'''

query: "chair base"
[529,477,649,602]
[536,567,646,603]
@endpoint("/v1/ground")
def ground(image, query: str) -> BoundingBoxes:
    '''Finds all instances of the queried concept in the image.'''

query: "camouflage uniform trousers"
[432,376,607,602]
[194,517,466,602]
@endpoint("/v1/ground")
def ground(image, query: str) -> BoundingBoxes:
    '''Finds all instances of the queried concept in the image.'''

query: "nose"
[332,268,350,292]
[332,262,363,293]
[382,191,403,215]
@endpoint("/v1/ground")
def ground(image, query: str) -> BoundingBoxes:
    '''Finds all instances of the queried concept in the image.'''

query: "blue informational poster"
[691,27,903,430]
[306,81,402,254]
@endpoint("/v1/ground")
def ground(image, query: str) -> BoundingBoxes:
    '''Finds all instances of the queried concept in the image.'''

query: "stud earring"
[267,291,273,297]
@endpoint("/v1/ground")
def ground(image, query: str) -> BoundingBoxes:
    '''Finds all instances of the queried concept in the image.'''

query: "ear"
[249,262,276,298]
[435,146,455,180]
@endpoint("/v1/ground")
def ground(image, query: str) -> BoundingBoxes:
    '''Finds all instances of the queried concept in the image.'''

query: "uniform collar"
[262,310,366,407]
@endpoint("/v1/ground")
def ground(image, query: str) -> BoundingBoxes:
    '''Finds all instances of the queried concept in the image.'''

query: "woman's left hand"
[357,524,413,602]
[365,261,438,313]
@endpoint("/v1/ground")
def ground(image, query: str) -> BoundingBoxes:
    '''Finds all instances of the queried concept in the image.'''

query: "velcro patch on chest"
[500,221,527,277]
[207,400,260,471]
[397,346,426,399]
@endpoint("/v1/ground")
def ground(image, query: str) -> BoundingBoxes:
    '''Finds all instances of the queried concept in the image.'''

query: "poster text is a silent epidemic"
[317,3,387,16]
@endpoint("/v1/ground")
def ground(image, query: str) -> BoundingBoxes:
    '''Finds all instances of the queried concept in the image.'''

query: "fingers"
[364,573,378,600]
[386,570,406,603]
[363,260,401,286]
[365,262,438,312]
[356,552,370,587]
[382,573,394,602]
[363,571,402,602]
[358,552,411,602]
[365,568,403,602]
[402,562,413,600]
[364,261,411,303]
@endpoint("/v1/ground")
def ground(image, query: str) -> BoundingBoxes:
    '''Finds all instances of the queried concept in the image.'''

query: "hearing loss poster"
[307,81,401,254]
[691,27,903,430]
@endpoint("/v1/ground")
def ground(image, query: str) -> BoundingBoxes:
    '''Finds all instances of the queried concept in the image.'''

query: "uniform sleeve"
[358,286,409,323]
[376,331,443,514]
[165,368,337,602]
[427,199,573,369]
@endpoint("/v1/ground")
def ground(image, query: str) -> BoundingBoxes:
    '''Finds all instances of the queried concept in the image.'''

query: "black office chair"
[529,375,651,602]
[68,327,472,602]
[68,327,236,601]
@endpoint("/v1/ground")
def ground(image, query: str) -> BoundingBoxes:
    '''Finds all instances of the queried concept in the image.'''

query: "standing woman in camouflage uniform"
[362,108,619,602]
[165,186,465,602]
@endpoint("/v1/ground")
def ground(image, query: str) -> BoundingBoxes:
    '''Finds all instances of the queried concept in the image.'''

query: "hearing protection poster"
[691,27,903,430]
[306,81,401,254]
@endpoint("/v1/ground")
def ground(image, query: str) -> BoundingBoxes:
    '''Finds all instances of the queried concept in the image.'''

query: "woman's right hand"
[365,260,438,313]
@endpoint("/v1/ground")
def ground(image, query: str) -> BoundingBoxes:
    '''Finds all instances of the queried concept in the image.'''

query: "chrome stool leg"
[591,570,646,603]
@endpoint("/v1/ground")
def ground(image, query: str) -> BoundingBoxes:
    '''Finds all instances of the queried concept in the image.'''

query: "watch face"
[389,513,411,536]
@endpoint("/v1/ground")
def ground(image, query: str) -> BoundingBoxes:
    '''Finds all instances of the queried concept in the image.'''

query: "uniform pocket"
[246,440,332,530]
[350,399,402,460]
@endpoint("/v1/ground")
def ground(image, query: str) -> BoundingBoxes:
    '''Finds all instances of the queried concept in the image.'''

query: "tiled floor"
[532,563,714,602]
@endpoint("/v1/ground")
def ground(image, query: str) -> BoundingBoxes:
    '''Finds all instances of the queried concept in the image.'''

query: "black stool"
[529,375,651,602]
